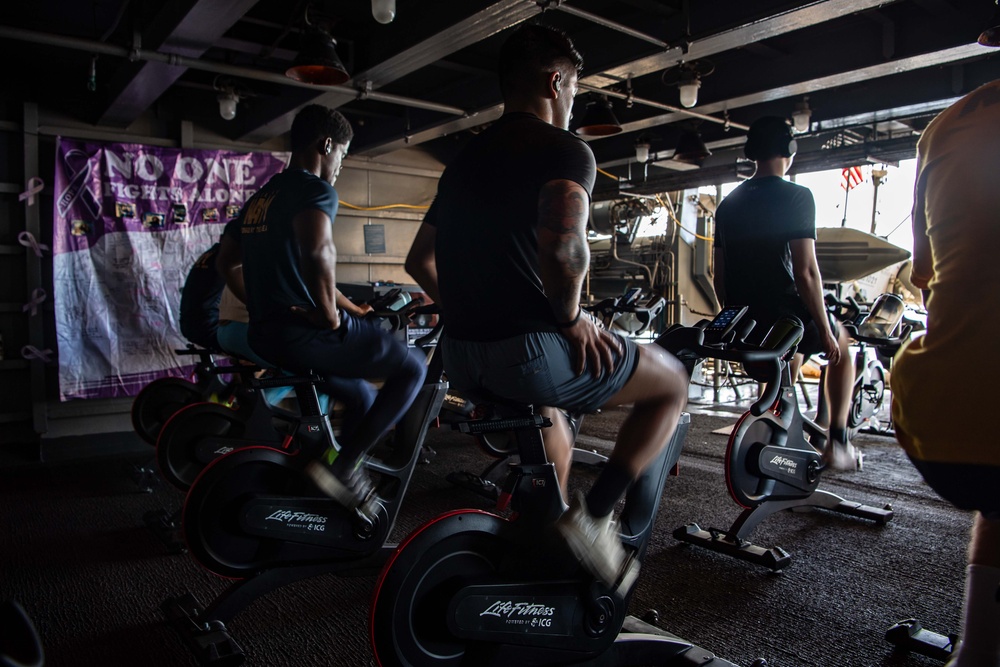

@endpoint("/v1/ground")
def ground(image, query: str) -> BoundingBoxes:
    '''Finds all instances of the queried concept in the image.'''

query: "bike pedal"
[613,551,641,596]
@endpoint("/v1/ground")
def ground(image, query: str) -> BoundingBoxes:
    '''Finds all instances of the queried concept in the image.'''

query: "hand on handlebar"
[561,311,622,377]
[349,302,374,317]
[820,331,841,365]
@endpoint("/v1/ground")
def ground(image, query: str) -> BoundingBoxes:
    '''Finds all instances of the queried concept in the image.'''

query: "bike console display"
[704,306,748,343]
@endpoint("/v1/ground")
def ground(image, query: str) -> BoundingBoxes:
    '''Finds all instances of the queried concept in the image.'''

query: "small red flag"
[841,166,864,190]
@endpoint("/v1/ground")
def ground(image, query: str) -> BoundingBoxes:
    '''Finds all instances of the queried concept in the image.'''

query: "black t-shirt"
[179,242,224,350]
[715,176,816,324]
[223,169,339,326]
[426,112,597,341]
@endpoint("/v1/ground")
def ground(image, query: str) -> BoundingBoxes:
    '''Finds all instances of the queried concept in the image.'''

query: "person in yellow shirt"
[892,78,1000,667]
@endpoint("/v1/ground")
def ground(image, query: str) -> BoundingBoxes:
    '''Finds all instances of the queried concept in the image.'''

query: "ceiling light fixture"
[662,60,715,110]
[218,89,239,120]
[635,136,651,163]
[673,129,712,165]
[574,96,623,137]
[980,0,1000,46]
[791,96,812,133]
[678,71,700,108]
[286,28,350,85]
[372,0,396,24]
[213,77,241,121]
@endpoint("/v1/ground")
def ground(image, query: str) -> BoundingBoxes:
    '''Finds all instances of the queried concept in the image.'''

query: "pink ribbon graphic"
[21,345,54,363]
[22,288,47,317]
[18,177,45,207]
[57,149,101,219]
[17,231,49,258]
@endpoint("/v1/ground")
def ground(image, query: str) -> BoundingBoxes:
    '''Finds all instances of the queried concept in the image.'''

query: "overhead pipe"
[544,1,669,49]
[578,83,749,132]
[0,25,467,118]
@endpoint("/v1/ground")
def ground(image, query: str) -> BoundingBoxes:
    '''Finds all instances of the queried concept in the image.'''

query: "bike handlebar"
[368,295,426,320]
[842,321,912,348]
[660,321,803,417]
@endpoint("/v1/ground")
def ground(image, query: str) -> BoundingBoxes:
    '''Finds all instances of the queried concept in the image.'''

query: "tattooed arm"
[537,179,620,376]
[537,179,590,322]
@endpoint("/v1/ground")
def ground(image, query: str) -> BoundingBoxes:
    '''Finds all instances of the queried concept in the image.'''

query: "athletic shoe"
[306,457,380,519]
[824,440,863,472]
[556,492,640,594]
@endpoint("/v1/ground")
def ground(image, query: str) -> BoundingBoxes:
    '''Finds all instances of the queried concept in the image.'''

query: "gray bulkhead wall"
[331,153,441,285]
[672,189,720,327]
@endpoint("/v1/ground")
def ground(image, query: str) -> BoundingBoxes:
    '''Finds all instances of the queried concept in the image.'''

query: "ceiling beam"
[813,97,961,132]
[97,0,258,128]
[580,0,904,88]
[356,0,903,157]
[239,0,543,143]
[592,135,922,200]
[214,36,296,62]
[597,42,994,139]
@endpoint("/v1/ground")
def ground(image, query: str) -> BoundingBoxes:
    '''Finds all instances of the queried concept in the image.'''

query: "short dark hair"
[290,105,354,152]
[498,23,584,100]
[744,116,796,161]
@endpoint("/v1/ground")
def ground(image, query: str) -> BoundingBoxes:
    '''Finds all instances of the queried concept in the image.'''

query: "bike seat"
[461,388,536,415]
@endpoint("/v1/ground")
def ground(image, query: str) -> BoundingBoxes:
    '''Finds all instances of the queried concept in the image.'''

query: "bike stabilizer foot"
[672,523,792,571]
[885,618,956,662]
[831,499,894,525]
[162,593,245,666]
[143,509,186,555]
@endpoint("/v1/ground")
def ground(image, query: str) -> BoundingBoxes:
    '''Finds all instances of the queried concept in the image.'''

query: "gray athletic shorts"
[441,330,639,414]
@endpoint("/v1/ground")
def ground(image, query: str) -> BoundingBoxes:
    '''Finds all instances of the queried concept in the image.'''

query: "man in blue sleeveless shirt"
[218,105,426,518]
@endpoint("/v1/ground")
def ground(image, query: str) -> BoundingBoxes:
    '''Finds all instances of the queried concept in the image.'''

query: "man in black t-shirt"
[405,24,688,593]
[714,115,859,470]
[216,105,426,518]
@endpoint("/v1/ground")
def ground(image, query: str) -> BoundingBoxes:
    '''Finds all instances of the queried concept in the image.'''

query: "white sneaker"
[556,492,640,594]
[824,441,863,472]
[305,458,381,519]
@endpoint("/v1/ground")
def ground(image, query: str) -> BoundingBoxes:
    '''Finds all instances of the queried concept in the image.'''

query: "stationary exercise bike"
[669,306,894,571]
[131,345,234,446]
[443,402,601,501]
[823,293,910,437]
[154,364,307,492]
[138,361,307,554]
[588,285,666,336]
[162,327,448,666]
[133,288,416,448]
[154,297,428,492]
[369,331,765,666]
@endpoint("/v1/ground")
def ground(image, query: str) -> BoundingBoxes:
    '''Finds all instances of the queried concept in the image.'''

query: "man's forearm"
[335,289,357,315]
[404,222,443,306]
[302,247,341,327]
[407,261,441,305]
[795,269,829,331]
[216,235,247,303]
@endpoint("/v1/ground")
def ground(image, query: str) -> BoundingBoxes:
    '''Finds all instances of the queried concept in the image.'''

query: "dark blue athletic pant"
[249,311,426,465]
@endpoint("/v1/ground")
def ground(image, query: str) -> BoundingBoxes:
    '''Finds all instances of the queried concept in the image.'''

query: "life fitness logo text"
[480,601,556,628]
[769,455,797,472]
[265,510,328,532]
